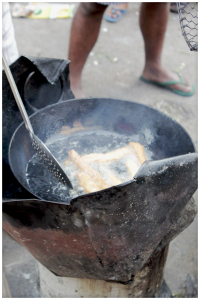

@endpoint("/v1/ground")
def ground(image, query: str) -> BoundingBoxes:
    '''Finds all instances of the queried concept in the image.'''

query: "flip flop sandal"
[140,73,195,97]
[170,2,185,13]
[104,7,127,23]
[170,3,178,13]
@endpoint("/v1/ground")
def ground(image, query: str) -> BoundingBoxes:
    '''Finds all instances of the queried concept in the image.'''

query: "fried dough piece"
[61,125,103,136]
[64,159,70,165]
[129,142,146,164]
[81,146,132,163]
[68,149,109,190]
[61,126,84,136]
[73,120,82,128]
[104,168,123,186]
[76,172,101,193]
[126,160,140,179]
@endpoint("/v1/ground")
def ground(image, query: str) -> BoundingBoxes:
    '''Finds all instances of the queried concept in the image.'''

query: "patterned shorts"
[97,2,125,5]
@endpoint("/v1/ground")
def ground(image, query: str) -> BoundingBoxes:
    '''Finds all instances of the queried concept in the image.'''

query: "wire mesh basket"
[177,2,198,51]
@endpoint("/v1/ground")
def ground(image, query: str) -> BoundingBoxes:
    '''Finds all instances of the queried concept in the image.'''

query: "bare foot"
[105,3,128,19]
[71,86,85,99]
[70,78,85,99]
[142,65,193,94]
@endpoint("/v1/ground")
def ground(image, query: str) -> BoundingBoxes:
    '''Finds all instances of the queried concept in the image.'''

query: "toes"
[170,72,192,92]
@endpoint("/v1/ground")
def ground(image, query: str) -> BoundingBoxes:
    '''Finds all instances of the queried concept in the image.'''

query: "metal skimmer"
[2,55,73,189]
[177,2,198,51]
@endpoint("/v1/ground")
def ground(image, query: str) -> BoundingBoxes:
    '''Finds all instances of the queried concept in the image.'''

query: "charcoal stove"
[3,57,198,297]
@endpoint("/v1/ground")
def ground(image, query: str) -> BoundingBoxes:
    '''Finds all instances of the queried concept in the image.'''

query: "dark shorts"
[97,2,125,5]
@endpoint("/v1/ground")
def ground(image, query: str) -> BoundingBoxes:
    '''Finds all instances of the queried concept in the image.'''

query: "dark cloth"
[3,56,73,200]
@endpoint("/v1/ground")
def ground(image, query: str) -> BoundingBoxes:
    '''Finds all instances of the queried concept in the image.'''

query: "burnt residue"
[107,274,135,286]
[153,196,197,256]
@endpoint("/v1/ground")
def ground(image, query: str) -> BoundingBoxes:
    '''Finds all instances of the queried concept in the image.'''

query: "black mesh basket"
[177,2,198,51]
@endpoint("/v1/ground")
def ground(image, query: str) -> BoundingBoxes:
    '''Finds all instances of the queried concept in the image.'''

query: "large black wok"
[9,97,195,204]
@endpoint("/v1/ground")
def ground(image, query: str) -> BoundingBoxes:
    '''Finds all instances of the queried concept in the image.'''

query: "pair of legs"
[68,2,192,98]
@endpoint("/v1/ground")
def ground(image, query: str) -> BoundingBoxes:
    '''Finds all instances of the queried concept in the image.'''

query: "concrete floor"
[3,2,198,297]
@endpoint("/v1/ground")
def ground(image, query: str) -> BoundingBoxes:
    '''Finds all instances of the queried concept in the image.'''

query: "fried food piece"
[129,142,146,164]
[61,121,84,135]
[73,120,82,128]
[102,167,123,186]
[68,149,109,190]
[61,125,103,136]
[61,126,84,136]
[126,160,140,179]
[81,146,132,163]
[64,159,70,165]
[76,172,101,193]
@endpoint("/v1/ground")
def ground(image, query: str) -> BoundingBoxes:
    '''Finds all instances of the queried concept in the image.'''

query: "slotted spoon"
[2,55,73,189]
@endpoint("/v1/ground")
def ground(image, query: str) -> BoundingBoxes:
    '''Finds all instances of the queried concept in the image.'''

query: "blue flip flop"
[140,73,195,97]
[104,7,127,23]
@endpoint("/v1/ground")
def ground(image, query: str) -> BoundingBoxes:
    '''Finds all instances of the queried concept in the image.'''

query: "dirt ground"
[3,2,198,297]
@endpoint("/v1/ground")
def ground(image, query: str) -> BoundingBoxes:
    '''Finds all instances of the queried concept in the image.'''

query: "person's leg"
[140,2,192,94]
[68,3,107,98]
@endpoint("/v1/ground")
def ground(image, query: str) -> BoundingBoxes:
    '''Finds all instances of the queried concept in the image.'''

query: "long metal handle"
[2,55,34,133]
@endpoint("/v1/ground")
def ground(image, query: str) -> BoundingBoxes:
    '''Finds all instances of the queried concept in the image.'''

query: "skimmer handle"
[2,55,34,133]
